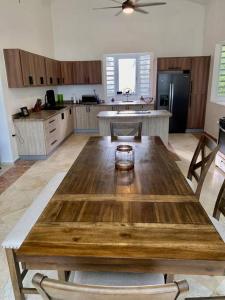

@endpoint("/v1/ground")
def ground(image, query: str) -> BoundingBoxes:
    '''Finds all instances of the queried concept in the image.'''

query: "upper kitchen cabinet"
[45,58,61,86]
[187,56,211,129]
[74,61,102,84]
[157,57,192,71]
[4,49,46,87]
[61,61,74,85]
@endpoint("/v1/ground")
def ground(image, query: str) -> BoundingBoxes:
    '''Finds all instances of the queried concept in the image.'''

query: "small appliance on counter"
[216,117,225,173]
[44,90,66,110]
[81,94,100,105]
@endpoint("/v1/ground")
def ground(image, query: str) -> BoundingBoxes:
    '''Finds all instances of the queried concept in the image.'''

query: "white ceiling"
[185,0,209,5]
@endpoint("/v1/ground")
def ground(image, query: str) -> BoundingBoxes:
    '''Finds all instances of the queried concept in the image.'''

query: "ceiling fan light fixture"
[123,6,134,14]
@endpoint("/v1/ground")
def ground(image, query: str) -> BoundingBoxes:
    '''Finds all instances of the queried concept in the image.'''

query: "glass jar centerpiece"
[115,145,134,171]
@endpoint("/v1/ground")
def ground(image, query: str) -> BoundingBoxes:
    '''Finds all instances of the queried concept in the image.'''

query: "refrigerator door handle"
[170,83,174,112]
[169,83,172,112]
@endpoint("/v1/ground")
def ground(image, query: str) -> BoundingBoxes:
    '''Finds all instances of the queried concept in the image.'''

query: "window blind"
[218,45,225,97]
[105,53,152,100]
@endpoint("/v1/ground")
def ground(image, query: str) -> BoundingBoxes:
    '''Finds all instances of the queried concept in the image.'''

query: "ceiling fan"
[93,0,167,16]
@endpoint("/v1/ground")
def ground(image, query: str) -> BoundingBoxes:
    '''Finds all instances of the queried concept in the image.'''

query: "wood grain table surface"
[17,136,225,276]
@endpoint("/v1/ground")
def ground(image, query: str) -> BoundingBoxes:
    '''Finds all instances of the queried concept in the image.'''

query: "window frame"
[103,52,154,101]
[211,42,225,104]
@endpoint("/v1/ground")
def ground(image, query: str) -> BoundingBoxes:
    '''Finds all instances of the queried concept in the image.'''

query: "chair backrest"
[110,122,142,139]
[213,179,225,220]
[187,134,219,199]
[33,273,189,300]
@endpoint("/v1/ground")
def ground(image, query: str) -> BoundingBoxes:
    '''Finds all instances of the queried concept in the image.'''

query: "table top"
[97,110,171,118]
[17,136,225,275]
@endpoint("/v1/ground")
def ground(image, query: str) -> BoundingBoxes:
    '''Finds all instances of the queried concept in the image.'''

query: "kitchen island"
[98,110,171,145]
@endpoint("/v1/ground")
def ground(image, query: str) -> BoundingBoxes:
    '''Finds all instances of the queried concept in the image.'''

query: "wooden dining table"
[17,136,225,278]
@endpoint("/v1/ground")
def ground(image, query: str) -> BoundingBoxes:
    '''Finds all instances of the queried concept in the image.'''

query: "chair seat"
[210,216,225,242]
[74,271,165,287]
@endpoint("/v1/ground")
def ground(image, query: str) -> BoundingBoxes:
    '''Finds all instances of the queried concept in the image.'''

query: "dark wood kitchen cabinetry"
[45,58,61,86]
[157,56,211,130]
[73,61,102,84]
[4,48,102,88]
[187,56,211,129]
[158,57,192,71]
[60,61,74,85]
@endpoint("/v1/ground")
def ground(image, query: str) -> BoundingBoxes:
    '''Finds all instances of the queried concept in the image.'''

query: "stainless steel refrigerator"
[156,71,191,133]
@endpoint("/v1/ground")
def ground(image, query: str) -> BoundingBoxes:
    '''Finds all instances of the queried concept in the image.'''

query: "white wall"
[0,0,54,162]
[203,0,225,138]
[52,0,206,100]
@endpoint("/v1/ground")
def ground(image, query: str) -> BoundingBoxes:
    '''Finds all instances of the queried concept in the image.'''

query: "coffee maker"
[45,90,56,108]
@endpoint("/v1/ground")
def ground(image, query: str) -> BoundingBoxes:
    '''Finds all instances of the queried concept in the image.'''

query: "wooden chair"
[110,122,142,139]
[33,272,189,300]
[187,134,219,199]
[213,179,225,221]
[1,173,67,300]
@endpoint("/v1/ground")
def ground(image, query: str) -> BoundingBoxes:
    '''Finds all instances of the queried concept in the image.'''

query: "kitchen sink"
[117,110,151,115]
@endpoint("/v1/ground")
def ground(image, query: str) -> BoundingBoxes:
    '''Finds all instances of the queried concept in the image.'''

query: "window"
[211,43,225,103]
[104,53,153,100]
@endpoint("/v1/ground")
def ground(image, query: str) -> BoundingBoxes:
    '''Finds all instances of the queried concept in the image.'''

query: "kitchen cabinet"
[73,61,102,84]
[61,61,74,85]
[74,104,153,132]
[157,57,192,71]
[45,58,61,86]
[14,106,73,158]
[4,48,102,87]
[34,54,47,86]
[187,56,211,129]
[20,50,37,86]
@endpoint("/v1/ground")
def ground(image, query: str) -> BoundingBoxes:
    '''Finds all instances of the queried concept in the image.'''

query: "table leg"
[5,249,25,300]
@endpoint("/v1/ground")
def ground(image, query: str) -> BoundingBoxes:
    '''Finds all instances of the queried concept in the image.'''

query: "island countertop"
[97,110,171,118]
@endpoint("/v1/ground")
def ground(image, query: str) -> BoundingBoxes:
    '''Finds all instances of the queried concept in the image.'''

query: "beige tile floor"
[1,133,225,299]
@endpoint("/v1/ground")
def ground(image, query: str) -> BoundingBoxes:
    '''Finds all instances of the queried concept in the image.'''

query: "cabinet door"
[4,49,24,88]
[89,106,102,130]
[74,106,89,129]
[61,62,74,85]
[20,50,37,86]
[73,61,87,84]
[87,61,102,84]
[157,57,192,71]
[33,54,47,86]
[45,58,55,85]
[55,61,62,85]
[187,56,211,129]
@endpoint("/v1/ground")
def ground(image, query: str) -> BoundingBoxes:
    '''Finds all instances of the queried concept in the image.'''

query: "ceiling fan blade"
[134,7,149,14]
[115,10,123,16]
[93,6,122,10]
[110,0,122,4]
[136,2,167,7]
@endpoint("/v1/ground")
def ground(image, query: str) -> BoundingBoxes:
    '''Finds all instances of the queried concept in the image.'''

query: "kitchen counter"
[98,110,171,145]
[74,101,154,107]
[14,105,73,121]
[98,110,171,118]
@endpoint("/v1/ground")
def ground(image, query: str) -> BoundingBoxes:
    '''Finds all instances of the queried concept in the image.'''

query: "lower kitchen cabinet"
[74,104,154,132]
[14,106,73,159]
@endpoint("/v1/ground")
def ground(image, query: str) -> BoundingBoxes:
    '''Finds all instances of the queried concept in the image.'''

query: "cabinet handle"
[57,78,60,84]
[62,78,65,84]
[49,119,55,124]
[29,76,33,85]
[40,77,44,85]
[61,113,64,120]
[69,109,72,114]
[49,128,56,134]
[189,81,193,108]
[51,140,57,146]
[50,77,53,84]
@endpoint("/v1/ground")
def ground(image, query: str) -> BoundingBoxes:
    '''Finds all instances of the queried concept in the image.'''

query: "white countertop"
[97,110,172,118]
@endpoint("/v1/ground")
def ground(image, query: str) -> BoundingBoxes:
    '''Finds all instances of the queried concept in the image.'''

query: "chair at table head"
[187,134,219,199]
[110,122,142,139]
[32,273,189,300]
